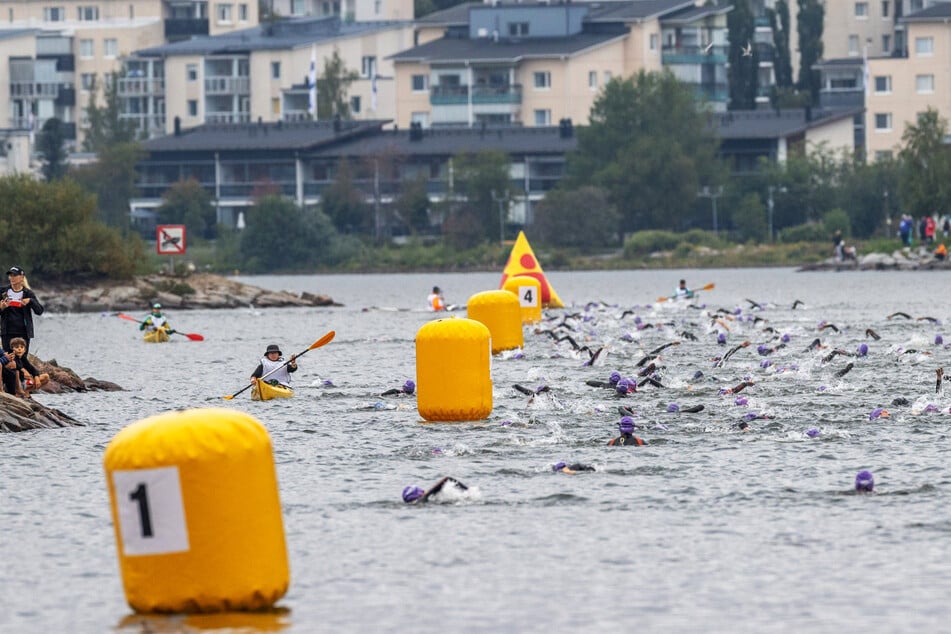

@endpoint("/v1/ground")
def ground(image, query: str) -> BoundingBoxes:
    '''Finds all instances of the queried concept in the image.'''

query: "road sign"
[156,225,186,255]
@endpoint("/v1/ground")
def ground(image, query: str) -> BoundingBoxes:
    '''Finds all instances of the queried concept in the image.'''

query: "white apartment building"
[270,0,413,22]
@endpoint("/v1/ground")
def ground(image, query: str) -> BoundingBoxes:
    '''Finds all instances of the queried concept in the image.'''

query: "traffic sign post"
[156,225,186,275]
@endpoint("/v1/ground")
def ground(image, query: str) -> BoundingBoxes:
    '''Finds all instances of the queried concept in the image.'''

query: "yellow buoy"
[103,408,289,613]
[467,290,523,354]
[416,317,492,421]
[502,276,542,324]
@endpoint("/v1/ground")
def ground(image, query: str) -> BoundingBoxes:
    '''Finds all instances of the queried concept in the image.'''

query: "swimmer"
[714,340,751,368]
[637,375,665,389]
[583,346,606,366]
[586,371,622,389]
[402,476,468,504]
[745,298,763,310]
[822,348,851,363]
[818,322,840,333]
[854,470,874,493]
[381,380,415,396]
[865,328,881,340]
[887,312,912,320]
[608,417,647,446]
[552,462,596,474]
[720,379,754,395]
[649,341,681,356]
[834,362,854,378]
[791,299,805,309]
[665,403,704,413]
[805,338,824,352]
[937,367,947,393]
[680,330,699,341]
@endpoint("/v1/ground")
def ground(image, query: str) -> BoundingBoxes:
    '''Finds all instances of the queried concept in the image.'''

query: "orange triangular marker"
[499,231,564,308]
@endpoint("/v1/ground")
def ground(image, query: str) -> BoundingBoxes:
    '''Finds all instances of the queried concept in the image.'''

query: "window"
[533,71,550,89]
[77,5,99,20]
[508,22,528,36]
[374,0,381,14]
[848,35,859,55]
[882,34,890,54]
[292,0,305,14]
[411,74,427,92]
[80,39,94,58]
[104,38,118,58]
[874,150,893,161]
[882,1,889,17]
[217,3,232,22]
[351,95,361,113]
[81,73,96,90]
[187,100,198,116]
[361,56,376,78]
[604,70,613,84]
[533,109,551,125]
[874,75,891,93]
[917,74,934,93]
[8,8,12,21]
[239,3,248,20]
[874,113,892,131]
[321,1,330,13]
[271,61,280,79]
[649,33,658,51]
[588,71,597,89]
[910,0,923,9]
[915,37,933,56]
[129,4,134,18]
[187,64,198,81]
[272,97,280,115]
[43,7,65,21]
[855,2,868,17]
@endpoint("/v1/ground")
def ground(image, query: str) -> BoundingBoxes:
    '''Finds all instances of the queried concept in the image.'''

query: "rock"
[29,356,123,393]
[0,391,83,432]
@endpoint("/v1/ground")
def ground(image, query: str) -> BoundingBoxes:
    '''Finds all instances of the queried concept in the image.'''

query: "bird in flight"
[741,41,753,57]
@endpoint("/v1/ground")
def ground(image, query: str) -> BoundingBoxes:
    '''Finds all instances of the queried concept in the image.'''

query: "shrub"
[779,222,827,243]
[623,230,681,257]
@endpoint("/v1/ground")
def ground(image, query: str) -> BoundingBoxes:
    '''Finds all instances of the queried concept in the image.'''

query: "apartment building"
[119,16,413,137]
[270,0,413,22]
[389,0,736,129]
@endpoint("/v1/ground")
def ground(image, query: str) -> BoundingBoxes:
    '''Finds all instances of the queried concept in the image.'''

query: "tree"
[768,1,794,88]
[898,108,951,220]
[321,159,371,233]
[796,0,824,105]
[156,178,217,240]
[37,118,68,182]
[567,70,723,233]
[731,193,769,242]
[394,175,431,233]
[318,50,359,120]
[71,142,144,231]
[532,187,619,248]
[727,0,758,110]
[453,150,511,243]
[240,195,340,271]
[83,72,138,152]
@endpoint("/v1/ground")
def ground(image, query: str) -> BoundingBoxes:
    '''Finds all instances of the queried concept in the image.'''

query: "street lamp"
[491,189,509,246]
[698,186,723,234]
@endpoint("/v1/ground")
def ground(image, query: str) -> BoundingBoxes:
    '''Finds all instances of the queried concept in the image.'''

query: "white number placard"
[518,286,538,308]
[112,466,190,556]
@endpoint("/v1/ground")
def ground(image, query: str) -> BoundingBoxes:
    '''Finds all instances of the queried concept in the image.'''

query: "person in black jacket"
[0,266,44,355]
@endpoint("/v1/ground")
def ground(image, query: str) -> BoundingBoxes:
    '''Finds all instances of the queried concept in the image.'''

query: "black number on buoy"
[130,483,154,538]
[523,289,533,303]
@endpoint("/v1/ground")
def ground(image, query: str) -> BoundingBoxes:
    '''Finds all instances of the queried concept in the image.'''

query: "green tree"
[0,175,140,279]
[321,159,370,233]
[156,178,217,240]
[532,186,619,247]
[318,49,359,120]
[567,70,722,233]
[837,153,901,237]
[731,193,769,242]
[83,72,138,152]
[796,0,824,105]
[70,142,144,231]
[453,150,511,243]
[898,108,951,220]
[240,195,339,271]
[728,0,758,110]
[37,118,68,182]
[394,175,431,233]
[768,1,794,88]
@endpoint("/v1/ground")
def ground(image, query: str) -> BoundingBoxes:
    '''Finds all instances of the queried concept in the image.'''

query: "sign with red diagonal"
[156,225,186,255]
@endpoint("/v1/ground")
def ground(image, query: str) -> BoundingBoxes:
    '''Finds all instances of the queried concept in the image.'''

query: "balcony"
[10,81,60,98]
[206,111,251,124]
[117,77,165,97]
[165,18,209,38]
[205,76,250,95]
[430,84,522,105]
[120,113,167,134]
[55,86,76,106]
[689,82,729,103]
[662,45,728,65]
[283,110,311,122]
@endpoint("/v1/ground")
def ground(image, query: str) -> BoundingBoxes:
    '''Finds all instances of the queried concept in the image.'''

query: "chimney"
[558,117,573,138]
[409,121,423,141]
[174,116,181,136]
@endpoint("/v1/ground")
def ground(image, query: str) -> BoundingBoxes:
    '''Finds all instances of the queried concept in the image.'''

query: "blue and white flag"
[309,44,318,119]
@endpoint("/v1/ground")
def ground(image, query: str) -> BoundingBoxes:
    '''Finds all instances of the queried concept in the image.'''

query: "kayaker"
[426,286,446,312]
[607,416,647,446]
[9,337,49,394]
[140,303,171,334]
[381,380,415,396]
[0,266,44,355]
[402,476,468,504]
[674,279,693,299]
[251,344,298,388]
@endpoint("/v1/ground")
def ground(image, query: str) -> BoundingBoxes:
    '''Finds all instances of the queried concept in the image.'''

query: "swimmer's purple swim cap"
[402,486,425,503]
[855,470,874,492]
[666,403,680,413]
[619,416,635,433]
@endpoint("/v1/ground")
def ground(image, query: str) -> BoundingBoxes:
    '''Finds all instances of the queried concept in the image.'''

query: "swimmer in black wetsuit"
[552,462,595,474]
[586,371,622,389]
[608,417,647,446]
[402,476,468,504]
[381,380,415,396]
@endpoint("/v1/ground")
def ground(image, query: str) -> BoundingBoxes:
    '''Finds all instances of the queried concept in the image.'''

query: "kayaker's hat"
[6,266,23,276]
[265,344,282,355]
[618,416,635,434]
[402,380,415,394]
[402,485,424,503]
[855,470,874,492]
[152,303,162,309]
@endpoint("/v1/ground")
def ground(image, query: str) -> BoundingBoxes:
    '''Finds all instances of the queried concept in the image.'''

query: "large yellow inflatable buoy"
[502,275,542,324]
[103,408,289,613]
[416,317,492,421]
[499,231,564,308]
[467,290,523,354]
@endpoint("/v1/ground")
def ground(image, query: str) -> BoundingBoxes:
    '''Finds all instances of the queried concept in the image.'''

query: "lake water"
[3,268,951,633]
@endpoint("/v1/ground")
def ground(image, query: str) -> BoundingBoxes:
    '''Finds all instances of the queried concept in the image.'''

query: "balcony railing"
[165,18,209,38]
[661,45,728,64]
[206,111,251,123]
[10,82,60,98]
[117,77,165,96]
[430,84,522,105]
[283,110,312,121]
[120,113,167,132]
[204,76,250,95]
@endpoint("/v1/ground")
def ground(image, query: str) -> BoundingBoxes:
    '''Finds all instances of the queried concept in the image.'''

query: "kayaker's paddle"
[222,330,336,400]
[656,283,715,303]
[117,313,204,341]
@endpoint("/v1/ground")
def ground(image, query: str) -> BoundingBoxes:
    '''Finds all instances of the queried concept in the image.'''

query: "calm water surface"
[3,268,951,633]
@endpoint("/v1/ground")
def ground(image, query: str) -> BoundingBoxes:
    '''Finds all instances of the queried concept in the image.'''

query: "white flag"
[309,44,318,119]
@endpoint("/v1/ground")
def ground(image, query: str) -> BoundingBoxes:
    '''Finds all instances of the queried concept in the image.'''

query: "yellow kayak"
[143,329,170,343]
[251,378,294,401]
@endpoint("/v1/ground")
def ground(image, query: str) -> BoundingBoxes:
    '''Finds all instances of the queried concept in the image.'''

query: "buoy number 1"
[112,466,190,556]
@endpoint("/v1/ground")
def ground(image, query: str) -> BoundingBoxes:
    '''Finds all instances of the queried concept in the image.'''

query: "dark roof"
[0,29,38,41]
[415,2,477,25]
[659,3,731,26]
[141,119,389,153]
[137,16,407,56]
[901,3,951,22]
[714,108,863,140]
[390,32,624,62]
[586,0,698,22]
[813,57,865,70]
[307,124,576,158]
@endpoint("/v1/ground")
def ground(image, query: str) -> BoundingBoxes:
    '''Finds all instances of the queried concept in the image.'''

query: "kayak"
[251,378,294,401]
[143,329,170,343]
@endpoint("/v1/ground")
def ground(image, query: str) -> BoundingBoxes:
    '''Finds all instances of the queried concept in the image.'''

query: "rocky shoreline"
[798,247,951,272]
